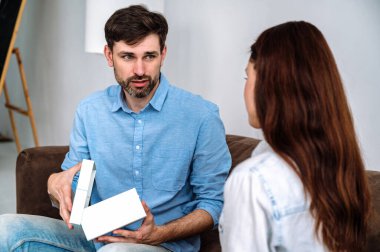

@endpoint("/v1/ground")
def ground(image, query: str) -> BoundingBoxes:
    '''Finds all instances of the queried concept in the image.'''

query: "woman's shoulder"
[229,141,309,217]
[231,141,291,177]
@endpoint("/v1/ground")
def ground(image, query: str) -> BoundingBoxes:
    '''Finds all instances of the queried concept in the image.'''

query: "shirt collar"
[111,86,131,113]
[111,73,169,113]
[149,73,169,112]
[251,140,272,157]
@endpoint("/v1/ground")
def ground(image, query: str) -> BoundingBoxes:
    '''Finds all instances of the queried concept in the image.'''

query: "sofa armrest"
[16,146,69,219]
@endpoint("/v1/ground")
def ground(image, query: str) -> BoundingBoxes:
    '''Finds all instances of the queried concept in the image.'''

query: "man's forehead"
[113,35,161,53]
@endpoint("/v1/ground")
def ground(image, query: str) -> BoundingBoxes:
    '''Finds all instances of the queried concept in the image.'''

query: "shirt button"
[136,145,140,150]
[137,120,142,124]
[135,170,139,175]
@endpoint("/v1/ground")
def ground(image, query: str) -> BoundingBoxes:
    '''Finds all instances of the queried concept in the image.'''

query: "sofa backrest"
[226,134,260,172]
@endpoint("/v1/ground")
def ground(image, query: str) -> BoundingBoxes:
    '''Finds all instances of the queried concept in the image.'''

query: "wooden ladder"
[1,48,39,152]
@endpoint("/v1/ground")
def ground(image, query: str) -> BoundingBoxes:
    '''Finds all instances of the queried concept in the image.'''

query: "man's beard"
[115,71,159,98]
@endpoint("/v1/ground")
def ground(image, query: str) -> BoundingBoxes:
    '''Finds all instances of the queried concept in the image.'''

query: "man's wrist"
[152,225,168,245]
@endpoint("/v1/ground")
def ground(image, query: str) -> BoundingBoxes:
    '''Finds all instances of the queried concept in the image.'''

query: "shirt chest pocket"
[150,149,192,191]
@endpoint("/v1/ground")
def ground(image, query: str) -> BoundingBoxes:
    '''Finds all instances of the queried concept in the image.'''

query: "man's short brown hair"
[105,5,168,52]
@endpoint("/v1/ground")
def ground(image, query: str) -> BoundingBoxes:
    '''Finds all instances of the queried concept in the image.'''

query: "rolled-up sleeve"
[61,103,90,191]
[190,108,231,227]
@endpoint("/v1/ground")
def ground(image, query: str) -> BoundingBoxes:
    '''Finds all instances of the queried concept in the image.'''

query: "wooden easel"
[0,0,39,152]
[1,48,39,152]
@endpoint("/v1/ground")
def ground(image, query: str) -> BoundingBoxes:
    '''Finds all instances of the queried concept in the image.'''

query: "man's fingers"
[69,162,82,176]
[141,201,150,213]
[141,201,154,224]
[61,208,73,229]
[113,229,139,239]
[64,194,73,212]
[57,187,73,228]
[97,235,136,243]
[47,162,80,229]
[59,203,73,229]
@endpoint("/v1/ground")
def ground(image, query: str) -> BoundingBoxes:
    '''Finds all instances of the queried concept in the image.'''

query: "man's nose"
[133,59,145,76]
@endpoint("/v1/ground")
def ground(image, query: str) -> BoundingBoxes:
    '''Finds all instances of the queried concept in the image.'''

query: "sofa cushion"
[366,170,380,251]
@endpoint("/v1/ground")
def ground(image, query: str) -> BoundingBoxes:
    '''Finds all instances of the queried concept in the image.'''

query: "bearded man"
[0,5,231,252]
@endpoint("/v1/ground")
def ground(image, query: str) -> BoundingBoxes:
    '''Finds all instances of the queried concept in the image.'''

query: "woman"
[219,21,370,251]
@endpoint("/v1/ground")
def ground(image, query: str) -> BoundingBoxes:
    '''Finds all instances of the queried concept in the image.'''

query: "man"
[0,5,231,252]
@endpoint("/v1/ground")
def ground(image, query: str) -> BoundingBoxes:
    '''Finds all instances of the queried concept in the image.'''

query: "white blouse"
[219,141,327,252]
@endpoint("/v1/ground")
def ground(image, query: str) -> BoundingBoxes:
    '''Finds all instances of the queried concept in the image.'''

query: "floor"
[0,142,18,214]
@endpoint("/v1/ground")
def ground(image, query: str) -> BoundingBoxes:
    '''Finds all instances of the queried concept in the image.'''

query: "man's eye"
[144,55,156,60]
[123,55,134,60]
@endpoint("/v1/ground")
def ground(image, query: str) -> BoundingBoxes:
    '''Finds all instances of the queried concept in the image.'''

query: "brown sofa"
[16,135,380,251]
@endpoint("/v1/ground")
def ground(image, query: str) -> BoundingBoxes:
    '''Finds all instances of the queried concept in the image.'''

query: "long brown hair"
[250,21,370,251]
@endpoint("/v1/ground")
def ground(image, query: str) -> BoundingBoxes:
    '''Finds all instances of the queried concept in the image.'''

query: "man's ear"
[160,46,167,66]
[104,45,114,67]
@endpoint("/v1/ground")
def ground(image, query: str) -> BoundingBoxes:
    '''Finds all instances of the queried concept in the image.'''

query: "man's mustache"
[127,75,152,82]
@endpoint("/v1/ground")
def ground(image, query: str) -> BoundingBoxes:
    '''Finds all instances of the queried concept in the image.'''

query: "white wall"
[1,0,115,146]
[163,0,380,171]
[1,0,379,170]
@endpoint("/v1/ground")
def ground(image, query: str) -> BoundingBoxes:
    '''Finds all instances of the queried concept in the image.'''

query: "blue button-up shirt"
[62,74,231,251]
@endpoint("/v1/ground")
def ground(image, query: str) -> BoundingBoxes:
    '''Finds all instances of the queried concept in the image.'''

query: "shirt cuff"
[195,201,222,228]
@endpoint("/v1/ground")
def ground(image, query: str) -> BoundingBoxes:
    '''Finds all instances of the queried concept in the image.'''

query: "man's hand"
[47,162,82,229]
[96,201,164,245]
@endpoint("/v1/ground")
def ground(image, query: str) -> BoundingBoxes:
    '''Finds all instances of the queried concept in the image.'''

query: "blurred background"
[1,0,379,173]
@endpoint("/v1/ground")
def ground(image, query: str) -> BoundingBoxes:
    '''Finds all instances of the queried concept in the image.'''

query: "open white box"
[70,159,96,225]
[70,159,146,240]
